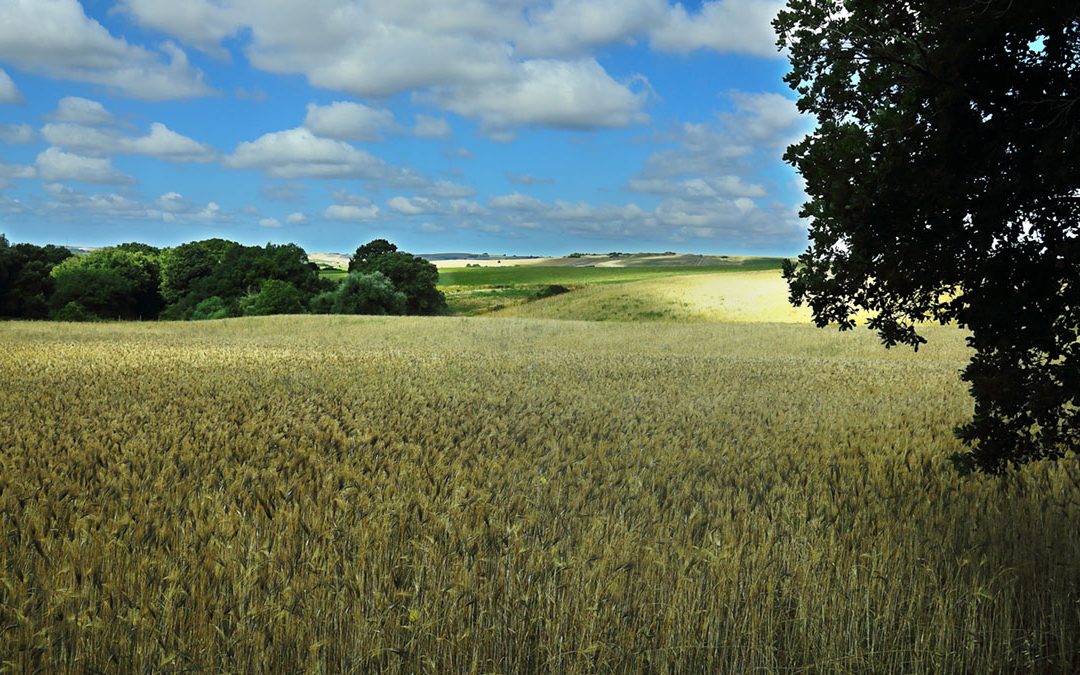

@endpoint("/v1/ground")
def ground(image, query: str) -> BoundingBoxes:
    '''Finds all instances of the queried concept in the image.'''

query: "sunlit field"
[2,315,1078,672]
[494,270,814,323]
[437,261,785,316]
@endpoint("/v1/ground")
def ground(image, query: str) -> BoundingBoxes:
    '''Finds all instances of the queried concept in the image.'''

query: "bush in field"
[309,290,337,315]
[190,296,229,321]
[332,272,406,315]
[50,301,96,322]
[239,279,306,316]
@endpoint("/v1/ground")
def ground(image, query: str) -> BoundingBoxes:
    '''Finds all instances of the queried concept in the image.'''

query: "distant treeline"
[0,235,446,321]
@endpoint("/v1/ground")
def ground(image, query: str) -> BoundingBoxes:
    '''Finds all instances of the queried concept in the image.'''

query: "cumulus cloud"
[0,68,23,104]
[480,192,801,245]
[152,191,229,222]
[651,0,786,58]
[517,0,665,57]
[116,0,673,131]
[489,192,546,212]
[35,147,132,184]
[324,204,381,222]
[116,0,241,55]
[413,114,452,139]
[0,163,36,185]
[0,124,35,144]
[48,97,115,125]
[226,127,387,179]
[304,101,398,141]
[285,212,306,224]
[434,59,649,133]
[43,119,216,163]
[633,91,808,187]
[388,196,439,215]
[259,217,281,228]
[0,0,211,100]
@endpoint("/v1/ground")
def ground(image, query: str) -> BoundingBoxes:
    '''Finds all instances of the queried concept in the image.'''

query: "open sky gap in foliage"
[0,0,811,255]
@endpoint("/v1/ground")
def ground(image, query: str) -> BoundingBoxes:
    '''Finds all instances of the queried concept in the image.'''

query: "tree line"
[0,235,446,321]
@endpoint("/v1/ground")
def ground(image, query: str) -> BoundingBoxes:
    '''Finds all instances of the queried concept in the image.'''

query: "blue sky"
[0,0,809,255]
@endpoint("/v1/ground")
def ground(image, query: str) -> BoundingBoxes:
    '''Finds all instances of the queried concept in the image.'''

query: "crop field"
[493,270,814,323]
[2,316,1078,672]
[438,260,785,315]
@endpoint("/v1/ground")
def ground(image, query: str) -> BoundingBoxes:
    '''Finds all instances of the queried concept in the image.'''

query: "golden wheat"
[1,316,1077,672]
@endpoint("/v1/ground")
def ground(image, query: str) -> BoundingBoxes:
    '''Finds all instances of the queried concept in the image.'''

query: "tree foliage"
[50,248,164,320]
[0,237,72,319]
[331,271,407,315]
[349,241,447,315]
[775,1,1080,472]
[239,279,307,316]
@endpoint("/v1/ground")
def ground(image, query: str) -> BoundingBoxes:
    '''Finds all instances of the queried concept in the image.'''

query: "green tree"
[0,236,72,318]
[332,271,407,315]
[775,1,1079,472]
[348,240,447,315]
[239,279,306,316]
[50,248,163,320]
[348,239,398,271]
[159,238,238,305]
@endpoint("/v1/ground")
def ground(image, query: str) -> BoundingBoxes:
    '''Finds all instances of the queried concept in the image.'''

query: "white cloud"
[324,203,381,221]
[49,97,115,125]
[226,127,386,179]
[0,163,36,180]
[35,147,132,184]
[0,68,23,104]
[156,191,188,212]
[42,120,216,163]
[634,92,807,185]
[489,192,546,212]
[629,175,766,199]
[285,212,306,224]
[304,101,397,141]
[651,0,786,58]
[0,0,211,100]
[388,196,440,215]
[128,123,216,162]
[259,217,281,228]
[151,191,230,223]
[117,0,669,130]
[425,180,476,198]
[435,59,649,132]
[0,124,35,144]
[517,0,665,57]
[116,0,241,55]
[413,114,452,139]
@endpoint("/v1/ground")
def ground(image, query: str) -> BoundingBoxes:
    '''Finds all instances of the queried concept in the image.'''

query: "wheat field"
[1,316,1078,672]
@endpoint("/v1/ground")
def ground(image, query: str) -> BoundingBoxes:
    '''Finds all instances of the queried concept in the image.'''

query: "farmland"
[436,257,786,315]
[2,314,1079,672]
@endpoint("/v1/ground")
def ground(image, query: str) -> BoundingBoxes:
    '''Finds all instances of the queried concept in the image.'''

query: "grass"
[2,316,1078,672]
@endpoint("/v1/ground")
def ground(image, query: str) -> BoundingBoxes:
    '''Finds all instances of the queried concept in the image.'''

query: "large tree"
[348,240,447,315]
[775,1,1079,472]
